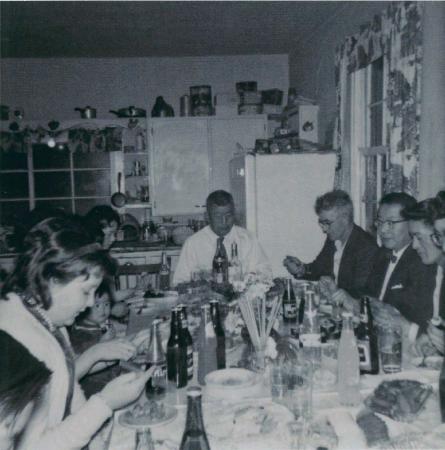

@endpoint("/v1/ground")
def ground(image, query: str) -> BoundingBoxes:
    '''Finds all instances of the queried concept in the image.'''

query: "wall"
[0,54,288,121]
[288,2,384,144]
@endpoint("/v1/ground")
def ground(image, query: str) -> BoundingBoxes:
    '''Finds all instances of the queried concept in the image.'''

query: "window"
[0,143,112,226]
[349,56,388,233]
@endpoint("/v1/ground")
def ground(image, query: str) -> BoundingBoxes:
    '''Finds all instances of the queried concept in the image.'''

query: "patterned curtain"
[335,1,423,197]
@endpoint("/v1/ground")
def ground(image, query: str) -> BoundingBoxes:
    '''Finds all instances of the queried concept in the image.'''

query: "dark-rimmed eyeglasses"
[318,218,337,228]
[374,219,407,230]
[432,231,444,247]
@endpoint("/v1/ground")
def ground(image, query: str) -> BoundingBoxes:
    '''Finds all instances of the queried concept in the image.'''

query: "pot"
[75,106,97,119]
[109,106,146,118]
[111,172,127,208]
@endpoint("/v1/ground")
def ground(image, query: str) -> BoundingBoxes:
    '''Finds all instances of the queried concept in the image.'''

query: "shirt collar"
[392,243,410,261]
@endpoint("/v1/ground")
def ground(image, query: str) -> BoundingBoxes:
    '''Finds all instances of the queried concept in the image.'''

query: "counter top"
[110,241,182,253]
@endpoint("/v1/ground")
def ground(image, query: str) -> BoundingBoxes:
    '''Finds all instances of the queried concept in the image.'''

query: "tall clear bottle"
[197,304,218,385]
[300,290,321,365]
[337,312,361,406]
[228,242,243,283]
[158,252,170,291]
[179,386,211,450]
[178,304,194,381]
[145,319,167,400]
[212,238,228,285]
[356,296,379,375]
[209,300,226,369]
[135,429,155,450]
[167,307,188,389]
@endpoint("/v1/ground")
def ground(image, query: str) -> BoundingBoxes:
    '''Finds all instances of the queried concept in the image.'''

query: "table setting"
[103,275,445,450]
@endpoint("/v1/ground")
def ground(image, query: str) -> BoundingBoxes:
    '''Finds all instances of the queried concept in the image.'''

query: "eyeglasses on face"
[432,231,445,246]
[318,218,337,228]
[374,218,407,229]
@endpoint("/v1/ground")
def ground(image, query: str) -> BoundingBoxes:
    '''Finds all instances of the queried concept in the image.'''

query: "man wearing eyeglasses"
[283,190,378,298]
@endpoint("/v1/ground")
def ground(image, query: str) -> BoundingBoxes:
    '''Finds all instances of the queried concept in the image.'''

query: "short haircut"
[206,190,234,211]
[433,191,445,220]
[1,217,117,309]
[95,279,115,302]
[314,190,353,219]
[402,198,436,226]
[379,192,417,212]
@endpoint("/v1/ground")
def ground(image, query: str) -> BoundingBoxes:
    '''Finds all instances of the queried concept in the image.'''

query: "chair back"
[115,258,171,290]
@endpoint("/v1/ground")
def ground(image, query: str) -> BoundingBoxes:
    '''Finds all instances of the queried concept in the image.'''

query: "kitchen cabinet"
[148,115,267,216]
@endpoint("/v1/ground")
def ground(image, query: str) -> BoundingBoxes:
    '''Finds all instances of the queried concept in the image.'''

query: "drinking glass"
[287,420,311,450]
[379,325,402,373]
[285,363,313,421]
[270,362,288,404]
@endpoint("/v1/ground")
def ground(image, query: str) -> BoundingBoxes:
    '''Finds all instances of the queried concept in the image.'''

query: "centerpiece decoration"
[232,272,282,371]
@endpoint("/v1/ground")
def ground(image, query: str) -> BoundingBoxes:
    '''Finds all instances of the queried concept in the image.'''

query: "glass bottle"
[282,278,297,323]
[356,296,379,375]
[440,356,445,422]
[158,252,170,291]
[228,242,243,283]
[300,290,321,366]
[209,300,226,369]
[212,238,228,285]
[197,304,218,385]
[167,307,188,389]
[337,312,361,406]
[135,429,155,450]
[179,386,211,450]
[177,304,194,381]
[145,319,167,400]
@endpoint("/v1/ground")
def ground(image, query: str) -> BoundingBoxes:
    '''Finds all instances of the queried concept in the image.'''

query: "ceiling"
[1,1,351,58]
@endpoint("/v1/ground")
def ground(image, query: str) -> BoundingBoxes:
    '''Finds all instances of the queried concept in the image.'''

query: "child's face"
[87,294,111,325]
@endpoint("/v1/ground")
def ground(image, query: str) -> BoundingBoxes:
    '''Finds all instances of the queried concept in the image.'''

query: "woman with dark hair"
[0,217,152,450]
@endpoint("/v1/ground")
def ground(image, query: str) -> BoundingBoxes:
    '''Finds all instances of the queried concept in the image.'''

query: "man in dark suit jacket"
[283,190,378,298]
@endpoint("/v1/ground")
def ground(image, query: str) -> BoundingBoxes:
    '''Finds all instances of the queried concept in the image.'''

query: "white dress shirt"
[173,225,272,285]
[433,265,444,319]
[378,244,410,301]
[333,240,345,284]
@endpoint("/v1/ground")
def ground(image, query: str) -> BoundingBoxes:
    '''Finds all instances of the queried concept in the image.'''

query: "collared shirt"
[172,225,272,285]
[378,244,410,301]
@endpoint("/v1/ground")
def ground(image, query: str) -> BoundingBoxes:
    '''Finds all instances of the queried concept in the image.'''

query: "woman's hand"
[76,338,137,379]
[111,301,129,319]
[128,329,151,350]
[100,367,155,410]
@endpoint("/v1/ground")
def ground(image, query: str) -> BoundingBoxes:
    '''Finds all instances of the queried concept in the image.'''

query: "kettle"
[151,97,174,118]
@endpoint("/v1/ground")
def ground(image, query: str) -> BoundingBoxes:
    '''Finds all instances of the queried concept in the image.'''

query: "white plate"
[118,404,177,429]
[205,368,258,388]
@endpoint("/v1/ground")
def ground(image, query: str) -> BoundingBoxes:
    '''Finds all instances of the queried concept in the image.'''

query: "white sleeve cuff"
[408,323,419,342]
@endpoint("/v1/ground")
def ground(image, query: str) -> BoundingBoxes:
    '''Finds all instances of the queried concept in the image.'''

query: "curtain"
[335,1,423,197]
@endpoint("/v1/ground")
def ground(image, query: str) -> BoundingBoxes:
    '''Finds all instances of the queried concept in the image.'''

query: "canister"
[190,85,212,116]
[180,95,191,116]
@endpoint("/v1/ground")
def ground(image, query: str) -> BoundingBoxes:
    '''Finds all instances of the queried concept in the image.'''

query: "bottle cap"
[187,386,202,397]
[342,312,353,318]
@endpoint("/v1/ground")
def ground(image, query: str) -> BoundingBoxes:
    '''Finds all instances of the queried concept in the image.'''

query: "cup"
[379,325,402,373]
[271,362,288,404]
[313,341,338,391]
[287,420,311,450]
[286,364,312,421]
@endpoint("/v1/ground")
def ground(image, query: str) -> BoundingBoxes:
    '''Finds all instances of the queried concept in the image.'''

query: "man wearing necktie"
[336,193,436,337]
[283,190,378,298]
[173,190,271,285]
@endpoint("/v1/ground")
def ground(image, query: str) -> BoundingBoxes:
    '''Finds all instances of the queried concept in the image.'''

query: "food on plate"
[412,355,444,370]
[123,399,166,425]
[356,409,390,446]
[222,378,243,386]
[364,379,433,421]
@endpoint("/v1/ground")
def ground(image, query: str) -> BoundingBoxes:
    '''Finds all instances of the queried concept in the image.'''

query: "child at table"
[70,281,122,397]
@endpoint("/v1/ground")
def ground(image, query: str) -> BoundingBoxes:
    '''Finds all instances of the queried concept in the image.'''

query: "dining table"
[103,284,445,450]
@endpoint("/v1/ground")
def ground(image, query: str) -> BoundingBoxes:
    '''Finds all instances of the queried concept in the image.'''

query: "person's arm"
[75,338,136,379]
[172,238,195,285]
[349,237,379,298]
[302,238,333,280]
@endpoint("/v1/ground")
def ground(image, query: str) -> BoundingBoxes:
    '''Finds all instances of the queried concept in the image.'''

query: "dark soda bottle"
[282,278,297,322]
[179,386,211,450]
[356,296,379,375]
[177,304,194,381]
[209,299,226,369]
[159,252,170,291]
[212,237,228,285]
[167,307,188,388]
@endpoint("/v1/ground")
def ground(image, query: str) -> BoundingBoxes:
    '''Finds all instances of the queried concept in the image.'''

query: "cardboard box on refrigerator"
[287,105,319,143]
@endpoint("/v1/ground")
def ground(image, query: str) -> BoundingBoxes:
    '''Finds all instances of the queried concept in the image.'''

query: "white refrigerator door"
[251,153,336,277]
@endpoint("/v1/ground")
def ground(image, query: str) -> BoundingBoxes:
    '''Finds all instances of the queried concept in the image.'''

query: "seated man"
[283,189,378,298]
[173,190,272,285]
[336,193,436,337]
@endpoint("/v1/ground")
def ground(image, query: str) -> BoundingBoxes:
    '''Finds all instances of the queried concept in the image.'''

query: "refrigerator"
[230,153,337,277]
